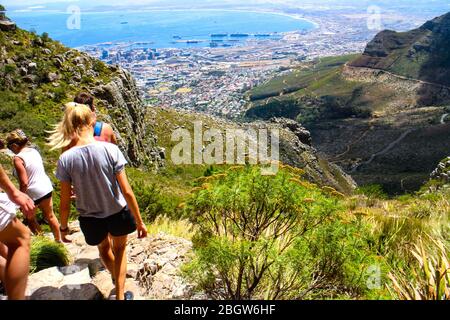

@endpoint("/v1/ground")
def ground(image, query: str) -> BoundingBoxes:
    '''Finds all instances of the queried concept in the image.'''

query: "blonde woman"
[6,130,66,243]
[48,103,148,300]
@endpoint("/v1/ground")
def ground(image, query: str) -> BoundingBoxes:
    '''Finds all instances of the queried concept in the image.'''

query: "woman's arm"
[116,170,147,239]
[13,157,29,194]
[0,165,34,217]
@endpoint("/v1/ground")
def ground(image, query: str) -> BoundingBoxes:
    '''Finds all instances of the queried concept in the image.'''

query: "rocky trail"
[22,222,199,300]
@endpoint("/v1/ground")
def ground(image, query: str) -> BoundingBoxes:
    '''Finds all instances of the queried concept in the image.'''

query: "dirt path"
[329,121,376,162]
[350,129,414,173]
[345,64,450,91]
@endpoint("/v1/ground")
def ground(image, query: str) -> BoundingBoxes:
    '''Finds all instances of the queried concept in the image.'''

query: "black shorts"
[34,192,52,206]
[79,207,137,246]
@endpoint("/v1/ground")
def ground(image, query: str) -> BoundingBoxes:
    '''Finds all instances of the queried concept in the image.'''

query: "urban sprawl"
[80,12,420,119]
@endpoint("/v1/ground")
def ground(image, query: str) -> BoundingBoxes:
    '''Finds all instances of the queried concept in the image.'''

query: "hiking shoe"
[124,291,134,300]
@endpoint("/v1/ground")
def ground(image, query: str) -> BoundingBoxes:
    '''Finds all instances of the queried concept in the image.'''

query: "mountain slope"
[350,12,450,87]
[0,11,355,199]
[0,12,164,169]
[244,13,450,193]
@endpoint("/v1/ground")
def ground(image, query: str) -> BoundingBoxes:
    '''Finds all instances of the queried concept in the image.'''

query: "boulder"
[430,156,450,184]
[28,62,37,70]
[47,72,60,82]
[26,266,102,300]
[0,20,16,31]
[270,117,312,146]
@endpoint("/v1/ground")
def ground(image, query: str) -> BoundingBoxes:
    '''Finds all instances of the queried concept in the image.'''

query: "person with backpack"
[74,92,117,144]
[48,103,147,300]
[0,164,34,300]
[6,130,67,243]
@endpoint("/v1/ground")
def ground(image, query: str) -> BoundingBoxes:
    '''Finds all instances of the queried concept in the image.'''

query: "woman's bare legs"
[0,218,31,300]
[97,236,115,276]
[0,242,7,285]
[39,197,62,242]
[111,235,128,300]
[96,235,128,300]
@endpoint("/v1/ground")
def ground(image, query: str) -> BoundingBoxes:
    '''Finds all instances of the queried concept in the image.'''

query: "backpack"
[94,121,103,138]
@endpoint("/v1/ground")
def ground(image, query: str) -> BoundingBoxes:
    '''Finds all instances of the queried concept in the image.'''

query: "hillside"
[350,12,450,89]
[0,8,449,301]
[0,10,355,209]
[0,12,164,170]
[245,13,450,194]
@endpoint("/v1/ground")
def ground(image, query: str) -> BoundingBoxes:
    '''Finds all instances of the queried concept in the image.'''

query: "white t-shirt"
[0,193,17,232]
[15,148,53,201]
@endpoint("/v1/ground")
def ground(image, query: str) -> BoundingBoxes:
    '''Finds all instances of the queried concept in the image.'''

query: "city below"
[80,11,424,119]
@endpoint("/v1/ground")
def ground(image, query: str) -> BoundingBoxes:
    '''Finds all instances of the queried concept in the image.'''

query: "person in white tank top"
[7,129,69,243]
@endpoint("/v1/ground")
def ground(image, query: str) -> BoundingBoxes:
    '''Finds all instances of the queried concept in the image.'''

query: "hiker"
[66,93,118,199]
[6,129,68,243]
[48,103,147,300]
[74,92,117,144]
[0,164,34,300]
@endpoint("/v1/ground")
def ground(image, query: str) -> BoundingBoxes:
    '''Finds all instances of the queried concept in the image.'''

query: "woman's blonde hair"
[6,129,30,148]
[47,102,95,150]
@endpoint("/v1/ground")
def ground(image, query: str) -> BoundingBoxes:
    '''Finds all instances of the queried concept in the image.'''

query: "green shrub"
[30,236,70,273]
[357,184,388,200]
[131,180,182,222]
[3,64,17,75]
[183,165,380,299]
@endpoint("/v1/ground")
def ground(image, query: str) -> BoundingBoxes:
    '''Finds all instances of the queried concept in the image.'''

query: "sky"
[3,0,449,14]
[2,0,432,7]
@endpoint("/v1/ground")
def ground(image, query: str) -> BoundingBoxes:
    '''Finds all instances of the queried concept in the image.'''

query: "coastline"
[12,7,320,30]
[12,7,321,50]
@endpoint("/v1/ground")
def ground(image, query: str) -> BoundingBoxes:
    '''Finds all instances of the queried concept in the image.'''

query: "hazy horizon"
[4,0,450,11]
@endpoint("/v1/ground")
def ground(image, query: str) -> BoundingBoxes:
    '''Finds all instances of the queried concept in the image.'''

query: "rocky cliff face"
[92,68,165,169]
[350,12,450,89]
[250,118,356,194]
[151,108,357,194]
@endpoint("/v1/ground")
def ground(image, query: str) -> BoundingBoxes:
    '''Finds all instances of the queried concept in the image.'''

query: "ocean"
[8,9,315,49]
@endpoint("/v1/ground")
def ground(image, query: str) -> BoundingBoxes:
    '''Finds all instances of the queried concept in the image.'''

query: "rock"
[74,245,103,277]
[26,266,102,300]
[32,38,43,47]
[23,75,37,83]
[28,62,37,70]
[246,119,357,194]
[42,48,51,55]
[270,117,312,146]
[430,156,450,185]
[19,67,28,76]
[47,72,60,82]
[92,270,145,300]
[0,20,16,31]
